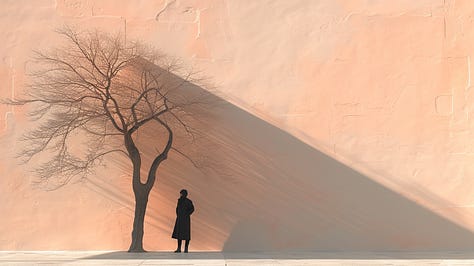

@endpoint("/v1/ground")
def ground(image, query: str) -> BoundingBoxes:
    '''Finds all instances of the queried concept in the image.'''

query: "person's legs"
[184,240,190,253]
[174,239,182,252]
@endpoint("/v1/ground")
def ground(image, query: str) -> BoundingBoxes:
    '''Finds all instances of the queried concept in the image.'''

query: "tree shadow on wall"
[84,66,474,258]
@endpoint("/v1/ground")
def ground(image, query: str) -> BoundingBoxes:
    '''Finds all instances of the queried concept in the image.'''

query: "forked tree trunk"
[125,119,172,252]
[128,184,151,252]
[125,132,152,253]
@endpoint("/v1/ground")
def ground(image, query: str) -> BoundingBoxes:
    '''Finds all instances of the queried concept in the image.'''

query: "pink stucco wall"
[2,0,474,251]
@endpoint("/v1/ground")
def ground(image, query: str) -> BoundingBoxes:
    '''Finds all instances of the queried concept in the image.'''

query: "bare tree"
[4,27,210,252]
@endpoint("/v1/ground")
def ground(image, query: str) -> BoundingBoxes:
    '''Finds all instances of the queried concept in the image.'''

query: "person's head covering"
[180,189,188,197]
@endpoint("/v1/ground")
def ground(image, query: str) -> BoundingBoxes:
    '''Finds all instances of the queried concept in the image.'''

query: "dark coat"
[172,197,194,240]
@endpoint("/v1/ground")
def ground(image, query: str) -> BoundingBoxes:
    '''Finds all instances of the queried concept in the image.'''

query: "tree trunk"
[128,185,151,252]
[124,122,172,252]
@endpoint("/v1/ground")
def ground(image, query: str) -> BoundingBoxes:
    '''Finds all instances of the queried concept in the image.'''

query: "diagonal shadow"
[82,67,474,258]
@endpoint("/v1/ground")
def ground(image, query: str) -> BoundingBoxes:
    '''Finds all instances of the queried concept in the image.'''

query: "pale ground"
[1,251,474,266]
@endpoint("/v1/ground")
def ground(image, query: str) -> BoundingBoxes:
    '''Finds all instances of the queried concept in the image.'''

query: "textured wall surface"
[2,0,474,251]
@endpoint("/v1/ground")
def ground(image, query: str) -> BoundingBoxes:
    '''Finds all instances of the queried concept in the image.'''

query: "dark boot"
[184,240,190,253]
[174,239,182,253]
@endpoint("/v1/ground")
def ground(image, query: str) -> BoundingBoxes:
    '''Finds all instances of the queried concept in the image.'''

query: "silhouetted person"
[172,189,194,253]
